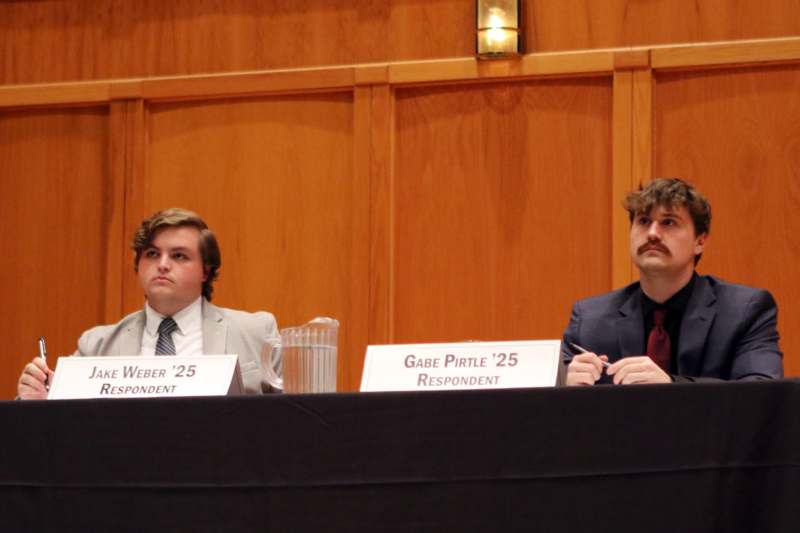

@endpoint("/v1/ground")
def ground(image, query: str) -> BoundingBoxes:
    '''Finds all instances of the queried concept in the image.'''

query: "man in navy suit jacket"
[562,178,782,385]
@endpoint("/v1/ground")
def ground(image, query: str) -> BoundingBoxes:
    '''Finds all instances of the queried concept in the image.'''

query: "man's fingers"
[613,362,648,384]
[572,353,605,374]
[19,374,41,391]
[611,357,670,384]
[617,369,659,384]
[566,353,606,386]
[566,370,597,386]
[24,362,47,383]
[607,356,647,374]
[32,357,51,374]
[17,357,52,399]
[18,373,48,400]
[21,370,47,389]
[17,383,48,400]
[569,360,602,382]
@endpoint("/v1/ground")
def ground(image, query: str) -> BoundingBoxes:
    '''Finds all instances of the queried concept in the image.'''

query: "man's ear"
[202,266,209,283]
[695,233,708,255]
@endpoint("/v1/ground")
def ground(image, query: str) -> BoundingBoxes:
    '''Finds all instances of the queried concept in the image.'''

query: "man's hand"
[606,356,671,384]
[17,357,53,400]
[566,352,609,386]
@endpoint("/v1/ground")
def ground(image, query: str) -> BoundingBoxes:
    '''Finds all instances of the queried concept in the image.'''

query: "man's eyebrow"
[145,245,193,253]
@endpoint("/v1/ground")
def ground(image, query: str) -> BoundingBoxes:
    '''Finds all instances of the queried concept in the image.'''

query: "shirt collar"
[144,296,203,337]
[642,272,697,316]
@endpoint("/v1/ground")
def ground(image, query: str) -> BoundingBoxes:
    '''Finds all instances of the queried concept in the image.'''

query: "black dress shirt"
[640,272,697,374]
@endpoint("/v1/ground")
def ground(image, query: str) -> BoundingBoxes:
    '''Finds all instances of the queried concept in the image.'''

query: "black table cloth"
[2,380,800,532]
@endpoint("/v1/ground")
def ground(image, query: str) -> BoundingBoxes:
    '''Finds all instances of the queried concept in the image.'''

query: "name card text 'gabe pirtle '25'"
[360,340,561,392]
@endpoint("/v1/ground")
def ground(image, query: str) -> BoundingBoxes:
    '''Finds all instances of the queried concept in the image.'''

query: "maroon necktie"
[647,309,671,372]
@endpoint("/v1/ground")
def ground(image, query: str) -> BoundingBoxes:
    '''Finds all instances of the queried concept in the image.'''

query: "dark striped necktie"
[155,317,178,355]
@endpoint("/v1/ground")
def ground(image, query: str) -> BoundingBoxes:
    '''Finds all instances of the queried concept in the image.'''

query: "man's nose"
[647,221,661,239]
[158,255,171,270]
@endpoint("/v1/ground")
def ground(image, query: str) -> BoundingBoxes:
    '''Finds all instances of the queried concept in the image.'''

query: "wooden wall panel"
[0,0,388,85]
[654,64,800,376]
[0,107,111,399]
[129,1,387,78]
[529,0,800,53]
[388,1,473,61]
[393,78,613,344]
[2,1,799,85]
[146,93,368,390]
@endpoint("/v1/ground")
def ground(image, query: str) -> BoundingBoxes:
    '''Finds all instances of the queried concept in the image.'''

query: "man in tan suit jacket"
[17,208,279,399]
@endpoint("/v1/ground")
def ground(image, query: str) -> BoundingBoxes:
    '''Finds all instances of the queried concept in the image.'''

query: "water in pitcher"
[262,317,339,393]
[282,344,337,393]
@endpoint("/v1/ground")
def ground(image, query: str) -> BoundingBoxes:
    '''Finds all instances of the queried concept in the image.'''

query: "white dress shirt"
[140,297,204,355]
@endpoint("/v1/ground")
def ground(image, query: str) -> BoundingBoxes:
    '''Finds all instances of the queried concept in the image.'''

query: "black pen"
[568,342,611,368]
[38,337,49,388]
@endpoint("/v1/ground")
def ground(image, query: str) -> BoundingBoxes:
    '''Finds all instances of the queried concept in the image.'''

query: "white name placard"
[360,340,561,392]
[47,355,239,400]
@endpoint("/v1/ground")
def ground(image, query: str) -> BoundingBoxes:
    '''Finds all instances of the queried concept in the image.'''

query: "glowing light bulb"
[486,13,507,45]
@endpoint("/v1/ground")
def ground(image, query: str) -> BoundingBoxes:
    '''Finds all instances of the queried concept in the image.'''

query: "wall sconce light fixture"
[476,0,521,59]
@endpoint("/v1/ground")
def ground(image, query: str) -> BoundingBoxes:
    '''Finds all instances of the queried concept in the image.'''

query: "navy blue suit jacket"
[561,275,783,382]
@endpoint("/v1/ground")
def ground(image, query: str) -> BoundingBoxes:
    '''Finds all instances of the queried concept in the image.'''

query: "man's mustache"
[638,242,670,255]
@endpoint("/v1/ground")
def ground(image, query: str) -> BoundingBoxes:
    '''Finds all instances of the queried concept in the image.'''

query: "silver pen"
[568,342,611,368]
[38,336,49,388]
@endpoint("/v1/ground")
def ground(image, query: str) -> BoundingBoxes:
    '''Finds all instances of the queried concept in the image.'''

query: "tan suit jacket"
[73,300,280,394]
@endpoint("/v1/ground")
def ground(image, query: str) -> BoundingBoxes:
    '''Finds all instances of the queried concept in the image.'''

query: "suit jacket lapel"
[678,276,717,375]
[617,289,645,358]
[119,312,145,355]
[202,300,227,355]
